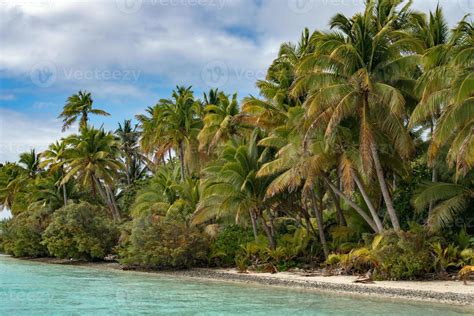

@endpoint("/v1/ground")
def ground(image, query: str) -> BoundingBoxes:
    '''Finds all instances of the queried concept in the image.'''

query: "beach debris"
[353,271,374,284]
[459,265,474,285]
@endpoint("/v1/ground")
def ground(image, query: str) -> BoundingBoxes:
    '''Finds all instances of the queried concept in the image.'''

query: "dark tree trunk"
[310,192,329,259]
[260,215,276,250]
[249,210,258,242]
[328,183,347,226]
[62,183,68,207]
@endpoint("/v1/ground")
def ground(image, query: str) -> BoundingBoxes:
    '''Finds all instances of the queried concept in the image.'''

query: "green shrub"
[460,248,474,265]
[373,231,434,280]
[209,225,254,267]
[42,202,118,260]
[1,208,50,257]
[119,215,209,269]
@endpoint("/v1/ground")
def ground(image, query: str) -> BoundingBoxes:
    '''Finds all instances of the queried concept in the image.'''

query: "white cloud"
[0,0,469,97]
[0,108,69,163]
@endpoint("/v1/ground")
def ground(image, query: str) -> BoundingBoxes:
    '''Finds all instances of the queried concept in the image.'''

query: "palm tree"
[410,16,473,178]
[40,140,69,206]
[0,163,27,213]
[115,120,146,185]
[161,86,203,180]
[292,0,419,230]
[62,127,123,221]
[58,90,110,132]
[195,130,277,248]
[19,149,40,177]
[198,89,240,153]
[412,171,473,230]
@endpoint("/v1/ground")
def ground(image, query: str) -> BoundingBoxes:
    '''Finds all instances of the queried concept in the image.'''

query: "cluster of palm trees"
[1,0,472,260]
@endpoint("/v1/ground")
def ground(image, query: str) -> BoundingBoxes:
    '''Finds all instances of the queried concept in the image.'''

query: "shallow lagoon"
[0,255,471,315]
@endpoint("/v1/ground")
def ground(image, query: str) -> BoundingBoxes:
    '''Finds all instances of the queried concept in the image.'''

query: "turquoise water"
[0,255,471,315]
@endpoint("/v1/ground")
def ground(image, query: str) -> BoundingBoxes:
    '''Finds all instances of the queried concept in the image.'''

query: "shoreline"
[15,256,474,308]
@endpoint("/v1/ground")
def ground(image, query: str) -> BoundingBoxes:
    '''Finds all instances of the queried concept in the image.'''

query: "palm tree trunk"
[93,176,118,222]
[328,182,347,226]
[178,141,186,181]
[428,167,437,219]
[310,192,328,259]
[353,173,384,232]
[62,183,68,206]
[428,120,437,219]
[168,149,174,166]
[370,144,400,230]
[324,178,379,232]
[260,215,276,249]
[105,185,121,222]
[249,210,258,242]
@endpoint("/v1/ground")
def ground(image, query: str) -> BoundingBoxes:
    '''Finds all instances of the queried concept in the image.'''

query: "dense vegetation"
[0,0,473,280]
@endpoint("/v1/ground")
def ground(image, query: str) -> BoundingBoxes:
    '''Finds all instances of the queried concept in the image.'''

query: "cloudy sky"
[0,0,471,166]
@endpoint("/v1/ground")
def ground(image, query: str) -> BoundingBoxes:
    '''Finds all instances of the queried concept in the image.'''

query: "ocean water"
[0,255,471,315]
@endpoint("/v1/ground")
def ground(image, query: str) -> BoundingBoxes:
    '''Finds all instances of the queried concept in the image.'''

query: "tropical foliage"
[0,0,472,280]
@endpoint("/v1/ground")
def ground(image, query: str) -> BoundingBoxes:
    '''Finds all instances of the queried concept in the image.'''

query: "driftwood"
[353,271,374,284]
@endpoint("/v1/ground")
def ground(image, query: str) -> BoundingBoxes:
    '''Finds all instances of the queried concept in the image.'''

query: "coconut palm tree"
[0,163,27,213]
[198,89,240,153]
[19,149,40,177]
[195,130,277,248]
[410,16,473,178]
[115,120,146,185]
[40,140,69,206]
[58,90,110,132]
[62,127,123,221]
[412,171,474,230]
[292,0,419,230]
[156,86,203,180]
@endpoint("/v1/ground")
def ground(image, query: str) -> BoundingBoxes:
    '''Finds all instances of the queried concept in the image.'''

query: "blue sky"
[0,0,470,166]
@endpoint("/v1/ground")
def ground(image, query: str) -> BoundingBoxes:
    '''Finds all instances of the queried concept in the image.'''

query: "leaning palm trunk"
[370,144,400,230]
[353,173,384,232]
[310,192,329,259]
[324,178,378,232]
[328,184,347,226]
[93,176,119,222]
[105,185,121,222]
[249,209,258,242]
